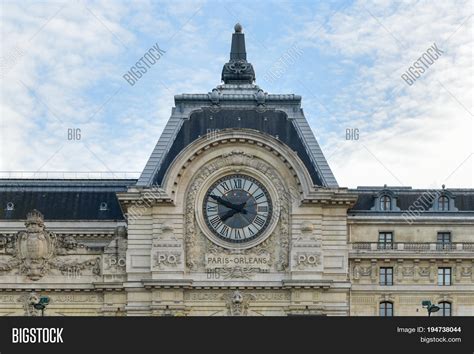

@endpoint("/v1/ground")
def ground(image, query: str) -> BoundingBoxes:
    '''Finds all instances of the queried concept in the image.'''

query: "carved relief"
[402,266,414,277]
[370,261,378,283]
[154,252,182,269]
[379,294,395,303]
[360,266,372,276]
[16,210,56,280]
[204,237,272,278]
[0,210,101,281]
[291,221,322,271]
[184,290,289,302]
[293,253,321,269]
[103,232,127,275]
[418,266,430,277]
[152,223,184,271]
[220,267,257,279]
[352,263,361,280]
[224,290,255,316]
[184,150,291,272]
[461,266,472,277]
[51,257,101,277]
[18,292,42,316]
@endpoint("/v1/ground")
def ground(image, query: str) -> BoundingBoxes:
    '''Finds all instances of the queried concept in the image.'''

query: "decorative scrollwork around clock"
[184,150,291,272]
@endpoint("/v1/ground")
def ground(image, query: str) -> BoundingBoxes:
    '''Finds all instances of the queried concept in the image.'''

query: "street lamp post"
[421,300,440,317]
[32,295,50,317]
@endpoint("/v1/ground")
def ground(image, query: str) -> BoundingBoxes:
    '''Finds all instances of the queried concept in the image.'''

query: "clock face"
[203,174,273,243]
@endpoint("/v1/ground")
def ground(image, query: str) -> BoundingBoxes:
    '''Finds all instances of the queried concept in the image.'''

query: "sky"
[0,0,472,188]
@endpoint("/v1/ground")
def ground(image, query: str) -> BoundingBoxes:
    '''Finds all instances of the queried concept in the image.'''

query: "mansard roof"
[0,179,135,220]
[137,24,337,188]
[349,186,474,214]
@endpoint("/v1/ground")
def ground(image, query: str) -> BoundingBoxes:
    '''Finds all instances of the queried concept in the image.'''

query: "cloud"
[0,0,472,189]
[282,0,473,187]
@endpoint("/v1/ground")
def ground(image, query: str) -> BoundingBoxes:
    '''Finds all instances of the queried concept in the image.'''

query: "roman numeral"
[235,229,242,239]
[254,216,265,227]
[207,205,217,212]
[254,192,264,200]
[220,181,230,192]
[233,178,243,189]
[219,225,229,237]
[210,215,222,229]
[257,206,268,212]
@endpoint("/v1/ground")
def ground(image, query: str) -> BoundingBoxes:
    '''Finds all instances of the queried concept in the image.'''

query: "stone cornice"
[302,189,358,207]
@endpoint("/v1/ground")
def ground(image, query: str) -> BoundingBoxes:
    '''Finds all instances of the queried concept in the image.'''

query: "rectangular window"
[378,232,393,249]
[379,267,393,286]
[379,302,393,317]
[438,267,451,286]
[437,232,451,250]
[438,302,452,317]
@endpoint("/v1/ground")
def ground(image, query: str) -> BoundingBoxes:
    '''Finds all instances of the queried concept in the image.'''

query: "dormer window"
[370,188,400,212]
[439,196,449,211]
[429,188,458,212]
[6,202,14,211]
[99,202,108,211]
[380,195,391,211]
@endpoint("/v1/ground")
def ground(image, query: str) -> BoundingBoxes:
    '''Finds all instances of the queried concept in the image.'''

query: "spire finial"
[221,23,255,84]
[234,23,242,33]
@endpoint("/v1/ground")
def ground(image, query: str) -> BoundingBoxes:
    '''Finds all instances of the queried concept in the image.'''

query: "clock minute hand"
[209,195,240,211]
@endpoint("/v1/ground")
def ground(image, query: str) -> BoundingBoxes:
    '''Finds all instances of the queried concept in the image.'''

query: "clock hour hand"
[220,202,249,222]
[220,209,238,222]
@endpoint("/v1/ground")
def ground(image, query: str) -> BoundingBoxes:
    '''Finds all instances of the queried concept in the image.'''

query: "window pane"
[437,233,451,243]
[445,273,450,285]
[438,268,451,286]
[439,302,451,317]
[439,196,449,211]
[380,268,393,285]
[380,196,391,211]
[378,233,393,249]
[380,302,393,317]
[445,303,451,316]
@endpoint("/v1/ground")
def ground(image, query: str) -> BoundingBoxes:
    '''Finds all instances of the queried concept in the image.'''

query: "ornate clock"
[202,174,273,244]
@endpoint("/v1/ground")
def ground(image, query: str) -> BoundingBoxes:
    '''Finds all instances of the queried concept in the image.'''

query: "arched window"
[99,202,108,211]
[6,202,14,211]
[379,301,393,316]
[380,195,391,211]
[439,196,449,211]
[438,302,452,316]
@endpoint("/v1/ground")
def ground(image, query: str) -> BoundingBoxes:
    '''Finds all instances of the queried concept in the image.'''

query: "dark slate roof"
[349,187,474,213]
[150,108,324,186]
[0,179,136,221]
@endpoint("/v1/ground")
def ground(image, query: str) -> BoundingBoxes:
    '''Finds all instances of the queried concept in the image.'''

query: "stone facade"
[349,210,474,316]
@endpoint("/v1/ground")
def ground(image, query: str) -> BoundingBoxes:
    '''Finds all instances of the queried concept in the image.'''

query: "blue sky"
[1,0,472,188]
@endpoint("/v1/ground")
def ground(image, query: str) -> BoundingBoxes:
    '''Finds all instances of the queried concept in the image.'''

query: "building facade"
[0,25,473,316]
